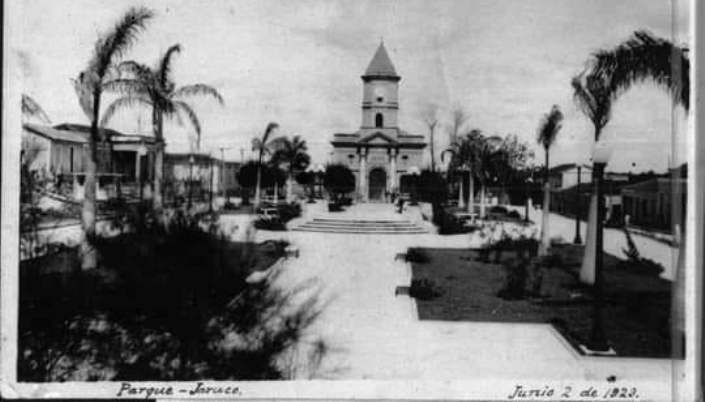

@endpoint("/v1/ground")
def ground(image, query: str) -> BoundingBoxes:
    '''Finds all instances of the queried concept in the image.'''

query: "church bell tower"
[360,41,401,139]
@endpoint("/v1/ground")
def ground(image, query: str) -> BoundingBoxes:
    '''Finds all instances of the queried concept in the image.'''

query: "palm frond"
[21,94,51,123]
[88,7,154,80]
[71,73,95,120]
[173,100,201,136]
[590,30,689,110]
[102,78,149,96]
[262,122,279,145]
[157,44,182,87]
[172,83,224,105]
[536,105,563,150]
[116,60,154,80]
[572,73,612,139]
[100,95,152,127]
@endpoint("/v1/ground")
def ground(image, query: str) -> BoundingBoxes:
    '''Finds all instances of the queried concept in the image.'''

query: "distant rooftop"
[24,123,154,144]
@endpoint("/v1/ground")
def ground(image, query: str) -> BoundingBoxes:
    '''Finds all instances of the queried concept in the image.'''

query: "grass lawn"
[410,245,674,358]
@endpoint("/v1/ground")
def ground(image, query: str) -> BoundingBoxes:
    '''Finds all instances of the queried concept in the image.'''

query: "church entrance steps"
[292,217,427,234]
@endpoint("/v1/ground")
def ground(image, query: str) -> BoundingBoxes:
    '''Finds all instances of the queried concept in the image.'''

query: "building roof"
[548,163,592,174]
[363,42,398,78]
[24,123,154,144]
[621,177,687,195]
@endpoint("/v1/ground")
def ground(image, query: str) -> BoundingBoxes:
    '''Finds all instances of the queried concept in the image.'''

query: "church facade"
[331,42,426,202]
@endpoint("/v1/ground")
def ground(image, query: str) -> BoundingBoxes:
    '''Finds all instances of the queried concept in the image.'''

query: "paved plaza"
[220,202,675,385]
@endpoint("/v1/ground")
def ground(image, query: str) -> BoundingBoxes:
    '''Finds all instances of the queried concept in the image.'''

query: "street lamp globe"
[591,141,613,165]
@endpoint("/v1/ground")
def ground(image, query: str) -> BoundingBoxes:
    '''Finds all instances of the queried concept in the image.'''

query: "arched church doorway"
[368,168,387,201]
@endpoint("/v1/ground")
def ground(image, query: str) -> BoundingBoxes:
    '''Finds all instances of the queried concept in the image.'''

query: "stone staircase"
[292,217,427,234]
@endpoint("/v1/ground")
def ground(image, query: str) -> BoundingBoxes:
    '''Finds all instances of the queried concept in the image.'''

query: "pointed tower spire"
[363,41,398,78]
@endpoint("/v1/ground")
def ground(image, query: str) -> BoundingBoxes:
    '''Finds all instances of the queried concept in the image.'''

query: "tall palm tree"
[72,6,153,270]
[21,94,51,124]
[251,122,279,206]
[536,105,564,254]
[580,29,690,348]
[101,44,224,210]
[270,135,311,202]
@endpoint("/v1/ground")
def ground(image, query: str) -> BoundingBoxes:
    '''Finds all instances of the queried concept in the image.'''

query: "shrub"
[497,258,528,300]
[617,257,664,277]
[409,278,442,300]
[276,203,301,223]
[405,247,429,263]
[489,205,508,214]
[506,210,522,220]
[18,210,323,381]
[254,218,286,231]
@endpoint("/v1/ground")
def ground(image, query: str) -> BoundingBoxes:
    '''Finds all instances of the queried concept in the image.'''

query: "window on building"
[69,147,74,172]
[401,155,408,160]
[375,113,383,128]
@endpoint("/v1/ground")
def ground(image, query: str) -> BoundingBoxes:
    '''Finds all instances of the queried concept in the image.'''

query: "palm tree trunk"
[254,153,263,207]
[458,172,465,208]
[467,171,475,214]
[539,150,551,256]
[479,181,487,218]
[273,179,279,203]
[153,109,164,210]
[286,172,293,202]
[80,90,100,270]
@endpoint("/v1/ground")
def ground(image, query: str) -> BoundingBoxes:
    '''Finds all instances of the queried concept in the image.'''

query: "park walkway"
[242,202,673,385]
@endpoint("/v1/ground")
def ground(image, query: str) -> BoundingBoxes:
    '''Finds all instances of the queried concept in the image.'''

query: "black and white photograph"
[1,0,700,400]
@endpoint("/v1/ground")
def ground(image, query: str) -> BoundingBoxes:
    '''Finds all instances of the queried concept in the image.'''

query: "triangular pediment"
[360,132,397,145]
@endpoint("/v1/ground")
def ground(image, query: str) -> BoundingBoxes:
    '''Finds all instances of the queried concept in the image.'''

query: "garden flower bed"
[408,246,674,358]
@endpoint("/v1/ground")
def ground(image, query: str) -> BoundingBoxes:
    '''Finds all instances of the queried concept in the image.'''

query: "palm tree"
[580,29,690,349]
[270,135,311,202]
[21,94,51,124]
[101,44,224,210]
[72,6,153,270]
[475,134,503,218]
[536,105,564,255]
[442,129,484,214]
[251,122,279,206]
[589,30,689,112]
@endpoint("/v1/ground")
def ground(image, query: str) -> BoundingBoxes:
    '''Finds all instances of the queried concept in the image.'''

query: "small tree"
[236,161,260,205]
[416,169,448,225]
[295,171,315,199]
[323,164,355,202]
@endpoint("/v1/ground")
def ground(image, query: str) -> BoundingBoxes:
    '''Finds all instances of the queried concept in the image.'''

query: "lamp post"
[208,155,214,213]
[137,142,148,204]
[188,154,195,209]
[573,165,583,244]
[587,142,612,353]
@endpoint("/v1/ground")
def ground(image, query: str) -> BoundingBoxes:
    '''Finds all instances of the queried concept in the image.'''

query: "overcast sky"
[13,0,690,172]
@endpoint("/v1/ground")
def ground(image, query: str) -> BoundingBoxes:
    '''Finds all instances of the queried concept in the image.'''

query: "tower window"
[377,96,384,102]
[375,113,384,128]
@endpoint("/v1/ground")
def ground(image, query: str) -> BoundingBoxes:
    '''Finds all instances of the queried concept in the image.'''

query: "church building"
[331,42,426,202]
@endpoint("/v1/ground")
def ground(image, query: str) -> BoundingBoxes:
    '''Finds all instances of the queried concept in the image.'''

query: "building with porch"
[330,42,426,202]
[22,123,156,200]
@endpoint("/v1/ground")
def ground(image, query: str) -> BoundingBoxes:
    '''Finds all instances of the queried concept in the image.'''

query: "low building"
[163,153,240,201]
[545,163,629,191]
[22,123,156,200]
[621,177,687,231]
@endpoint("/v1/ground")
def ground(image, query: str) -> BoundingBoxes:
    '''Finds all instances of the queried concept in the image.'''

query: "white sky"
[13,0,690,173]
